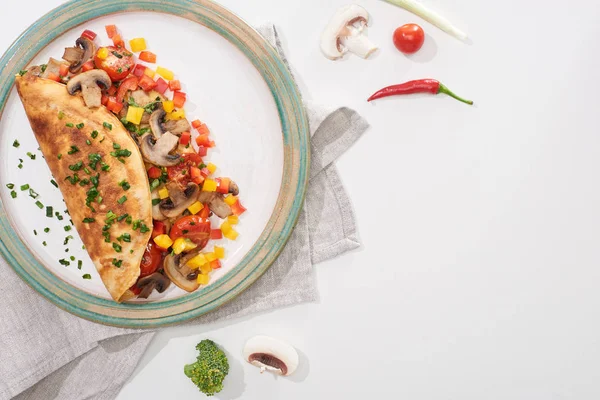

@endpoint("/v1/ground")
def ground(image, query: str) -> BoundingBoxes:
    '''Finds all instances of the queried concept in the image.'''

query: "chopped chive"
[59,259,70,266]
[42,241,47,246]
[117,195,127,204]
[101,162,110,172]
[83,217,95,223]
[20,184,30,191]
[12,140,20,148]
[86,139,91,145]
[83,167,91,175]
[78,260,82,269]
[111,51,123,59]
[10,191,17,198]
[64,235,74,245]
[117,213,129,222]
[118,180,131,191]
[150,179,160,191]
[50,179,58,188]
[132,219,140,230]
[140,223,150,233]
[58,111,65,119]
[35,201,44,209]
[69,161,83,171]
[17,164,23,169]
[99,137,105,143]
[152,198,161,206]
[103,122,112,130]
[65,123,74,128]
[27,152,36,160]
[65,248,69,252]
[6,183,14,189]
[44,227,50,233]
[112,258,123,267]
[29,188,39,198]
[82,245,86,250]
[57,154,62,160]
[76,123,84,129]
[64,225,72,232]
[82,274,91,279]
[130,249,134,254]
[67,145,79,155]
[91,130,99,139]
[55,212,64,221]
[112,242,122,252]
[46,206,53,217]
[18,70,27,76]
[117,233,131,243]
[70,255,75,261]
[33,230,37,235]
[88,153,101,169]
[113,143,121,149]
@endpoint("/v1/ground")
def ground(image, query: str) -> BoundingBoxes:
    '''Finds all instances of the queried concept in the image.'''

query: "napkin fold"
[0,25,368,400]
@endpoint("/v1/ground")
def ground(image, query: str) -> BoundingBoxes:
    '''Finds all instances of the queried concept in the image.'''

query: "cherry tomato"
[170,215,211,250]
[393,24,425,54]
[166,153,203,186]
[94,46,135,81]
[139,241,164,278]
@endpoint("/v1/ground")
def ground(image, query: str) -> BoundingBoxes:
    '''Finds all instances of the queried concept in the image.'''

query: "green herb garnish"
[152,198,161,206]
[50,179,58,188]
[44,227,50,233]
[20,184,29,191]
[18,70,28,76]
[57,154,62,160]
[12,140,20,148]
[29,188,39,198]
[118,180,130,191]
[69,161,83,171]
[64,225,72,232]
[10,191,17,198]
[76,123,85,129]
[112,258,123,267]
[82,274,91,279]
[67,145,80,155]
[35,201,44,209]
[64,235,74,245]
[117,195,127,204]
[46,206,53,217]
[65,123,74,128]
[83,217,95,223]
[112,242,122,253]
[58,111,65,120]
[6,183,14,189]
[91,130,99,139]
[103,122,113,130]
[27,152,36,160]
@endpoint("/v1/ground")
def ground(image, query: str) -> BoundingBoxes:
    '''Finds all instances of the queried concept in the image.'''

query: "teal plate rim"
[0,0,309,328]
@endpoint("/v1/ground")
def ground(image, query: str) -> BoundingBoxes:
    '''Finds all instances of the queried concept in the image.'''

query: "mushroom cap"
[163,252,200,292]
[149,107,167,138]
[159,182,200,219]
[140,132,181,167]
[69,36,96,73]
[66,69,111,95]
[243,335,299,376]
[320,4,371,60]
[136,272,171,299]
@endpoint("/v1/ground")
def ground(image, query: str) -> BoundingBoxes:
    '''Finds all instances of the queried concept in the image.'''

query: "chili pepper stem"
[437,83,473,105]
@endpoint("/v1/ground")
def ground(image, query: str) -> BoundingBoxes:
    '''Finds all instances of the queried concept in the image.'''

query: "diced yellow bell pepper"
[187,201,204,215]
[162,100,174,113]
[96,47,109,60]
[158,187,169,199]
[153,234,173,249]
[205,252,216,262]
[197,274,210,285]
[224,196,238,206]
[186,254,207,270]
[200,263,212,275]
[129,38,147,53]
[203,179,217,192]
[207,163,217,174]
[156,66,174,81]
[223,228,239,241]
[166,109,186,120]
[144,68,156,78]
[214,246,225,259]
[126,106,144,125]
[220,221,232,235]
[227,215,239,225]
[172,237,197,255]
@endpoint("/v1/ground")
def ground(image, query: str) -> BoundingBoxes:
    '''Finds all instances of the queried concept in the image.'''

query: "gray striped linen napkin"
[0,25,368,400]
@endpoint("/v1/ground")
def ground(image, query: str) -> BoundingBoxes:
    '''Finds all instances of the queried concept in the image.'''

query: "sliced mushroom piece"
[243,336,299,376]
[159,182,200,219]
[149,107,167,138]
[163,251,200,292]
[66,69,111,108]
[140,132,181,167]
[208,193,232,219]
[162,118,191,135]
[229,181,240,196]
[63,36,96,73]
[136,272,171,299]
[151,188,167,221]
[41,58,66,80]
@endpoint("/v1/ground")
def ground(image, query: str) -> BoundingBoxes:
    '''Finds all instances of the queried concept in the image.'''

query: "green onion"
[20,184,30,191]
[12,140,20,148]
[44,227,50,233]
[42,241,47,246]
[70,255,75,261]
[65,123,74,128]
[82,274,91,279]
[140,223,150,233]
[27,152,36,160]
[35,201,44,209]
[150,179,160,191]
[126,215,132,224]
[118,233,131,243]
[18,70,28,76]
[101,162,110,172]
[91,130,99,139]
[88,153,101,169]
[68,145,80,154]
[76,123,85,129]
[132,220,140,230]
[58,111,65,119]
[103,122,113,130]
[117,213,129,222]
[152,198,161,206]
[50,179,58,188]
[112,258,123,267]
[17,164,23,169]
[40,64,47,73]
[29,188,39,198]
[78,260,83,269]
[83,167,91,175]
[69,161,83,171]
[57,154,62,160]
[112,242,122,253]
[10,191,17,198]
[86,140,91,145]
[113,143,121,149]
[83,217,95,223]
[110,149,132,158]
[6,183,14,189]
[55,212,64,221]
[33,230,37,236]
[111,51,123,59]
[64,225,72,232]
[105,210,118,223]
[64,235,74,245]
[118,180,130,191]
[117,195,127,204]
[46,206,53,217]
[59,259,70,266]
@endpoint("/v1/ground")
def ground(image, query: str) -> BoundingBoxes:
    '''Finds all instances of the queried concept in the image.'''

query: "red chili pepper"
[368,79,473,105]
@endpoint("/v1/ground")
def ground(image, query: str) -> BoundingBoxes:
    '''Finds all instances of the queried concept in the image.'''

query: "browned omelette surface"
[15,74,152,302]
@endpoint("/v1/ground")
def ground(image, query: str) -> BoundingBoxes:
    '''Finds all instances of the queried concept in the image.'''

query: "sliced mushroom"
[136,272,171,299]
[140,132,181,166]
[196,191,232,219]
[62,36,96,73]
[66,69,111,108]
[41,58,66,80]
[149,107,167,138]
[229,181,240,196]
[159,182,200,218]
[321,5,378,60]
[162,118,191,135]
[151,188,167,221]
[243,336,299,376]
[163,251,200,292]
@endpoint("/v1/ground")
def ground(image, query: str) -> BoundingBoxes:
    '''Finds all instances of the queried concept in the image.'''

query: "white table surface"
[3,0,600,399]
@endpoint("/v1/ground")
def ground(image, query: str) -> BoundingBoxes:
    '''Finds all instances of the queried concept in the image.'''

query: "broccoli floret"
[184,339,229,396]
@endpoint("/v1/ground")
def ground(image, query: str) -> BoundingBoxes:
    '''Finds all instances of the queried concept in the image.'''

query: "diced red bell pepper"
[173,91,187,108]
[179,132,191,146]
[81,29,97,41]
[191,119,202,129]
[107,85,118,96]
[147,166,162,179]
[210,229,223,240]
[190,166,204,185]
[112,34,124,48]
[58,63,69,78]
[138,74,157,92]
[116,76,139,103]
[199,204,210,219]
[196,124,210,135]
[151,220,166,239]
[105,25,118,39]
[154,78,169,95]
[139,51,157,63]
[197,146,207,157]
[231,200,247,216]
[46,72,61,82]
[200,167,210,177]
[169,80,182,91]
[208,140,216,148]
[132,64,147,78]
[183,152,203,166]
[106,97,124,113]
[210,259,222,270]
[216,178,230,194]
[101,94,109,106]
[81,60,95,72]
[196,134,211,147]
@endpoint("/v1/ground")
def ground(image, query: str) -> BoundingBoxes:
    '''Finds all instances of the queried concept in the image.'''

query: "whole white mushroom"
[243,336,299,376]
[320,5,378,60]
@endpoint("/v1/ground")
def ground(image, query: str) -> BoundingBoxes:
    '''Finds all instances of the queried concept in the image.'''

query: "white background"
[3,0,600,399]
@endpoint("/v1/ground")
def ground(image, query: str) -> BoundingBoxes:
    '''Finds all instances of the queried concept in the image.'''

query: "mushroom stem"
[340,26,378,59]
